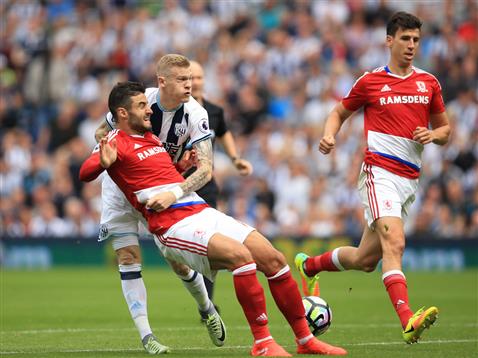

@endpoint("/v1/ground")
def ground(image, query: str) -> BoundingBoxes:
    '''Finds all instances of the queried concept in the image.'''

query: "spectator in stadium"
[80,80,347,356]
[1,2,476,244]
[188,60,253,314]
[295,12,451,345]
[94,55,224,354]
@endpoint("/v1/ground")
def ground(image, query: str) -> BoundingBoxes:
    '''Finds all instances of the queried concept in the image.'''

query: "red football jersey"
[80,130,208,234]
[342,66,446,179]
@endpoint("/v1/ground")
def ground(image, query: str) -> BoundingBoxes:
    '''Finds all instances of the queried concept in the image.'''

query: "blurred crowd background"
[1,0,477,240]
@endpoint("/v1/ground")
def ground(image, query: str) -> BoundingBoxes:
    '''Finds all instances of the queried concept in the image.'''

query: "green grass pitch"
[1,267,477,357]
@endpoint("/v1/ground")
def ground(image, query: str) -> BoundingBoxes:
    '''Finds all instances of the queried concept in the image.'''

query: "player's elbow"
[442,126,451,144]
[95,122,109,143]
[433,125,451,145]
[79,170,93,182]
[79,164,96,182]
[204,169,213,183]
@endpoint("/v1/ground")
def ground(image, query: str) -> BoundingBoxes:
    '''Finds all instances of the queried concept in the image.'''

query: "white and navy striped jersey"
[105,87,211,162]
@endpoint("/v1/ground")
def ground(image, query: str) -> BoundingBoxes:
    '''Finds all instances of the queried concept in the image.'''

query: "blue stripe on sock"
[120,271,142,280]
[182,271,198,283]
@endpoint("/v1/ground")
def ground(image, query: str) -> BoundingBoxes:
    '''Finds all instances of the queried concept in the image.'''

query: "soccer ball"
[302,296,332,336]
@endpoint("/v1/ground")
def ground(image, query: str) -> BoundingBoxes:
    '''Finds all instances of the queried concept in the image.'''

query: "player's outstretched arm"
[79,137,117,182]
[319,103,353,155]
[413,112,451,145]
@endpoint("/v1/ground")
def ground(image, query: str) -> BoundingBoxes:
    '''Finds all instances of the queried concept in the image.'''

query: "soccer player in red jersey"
[295,12,450,344]
[80,81,347,356]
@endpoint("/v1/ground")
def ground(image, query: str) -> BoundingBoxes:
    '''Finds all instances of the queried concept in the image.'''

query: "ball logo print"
[302,296,332,336]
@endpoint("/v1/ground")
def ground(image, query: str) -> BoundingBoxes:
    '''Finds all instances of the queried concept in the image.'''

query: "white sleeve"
[105,112,116,130]
[186,98,211,147]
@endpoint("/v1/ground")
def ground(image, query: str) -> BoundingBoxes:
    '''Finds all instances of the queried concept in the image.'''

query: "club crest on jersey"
[99,224,109,239]
[415,81,428,93]
[174,123,187,137]
[198,118,209,134]
[383,199,393,211]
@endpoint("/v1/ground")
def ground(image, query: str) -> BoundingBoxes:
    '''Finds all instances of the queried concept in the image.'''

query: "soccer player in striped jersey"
[81,81,347,356]
[94,55,224,353]
[188,60,253,314]
[295,12,450,344]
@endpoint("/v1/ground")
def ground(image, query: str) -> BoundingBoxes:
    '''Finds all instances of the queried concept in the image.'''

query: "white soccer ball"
[302,296,332,336]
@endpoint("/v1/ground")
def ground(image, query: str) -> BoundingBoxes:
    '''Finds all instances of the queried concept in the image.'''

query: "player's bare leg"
[116,244,170,354]
[295,225,382,286]
[336,225,382,272]
[375,217,438,343]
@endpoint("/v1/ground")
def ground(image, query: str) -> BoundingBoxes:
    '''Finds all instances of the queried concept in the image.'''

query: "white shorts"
[153,208,255,281]
[99,173,144,241]
[358,163,419,228]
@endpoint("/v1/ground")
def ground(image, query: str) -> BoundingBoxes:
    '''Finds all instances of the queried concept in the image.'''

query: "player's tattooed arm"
[179,139,213,194]
[146,139,213,212]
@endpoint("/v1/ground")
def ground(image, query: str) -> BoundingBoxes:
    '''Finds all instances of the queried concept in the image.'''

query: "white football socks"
[178,270,211,312]
[119,263,152,340]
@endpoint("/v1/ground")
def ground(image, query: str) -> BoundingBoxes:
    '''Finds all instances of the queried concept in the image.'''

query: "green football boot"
[294,253,320,296]
[402,306,439,344]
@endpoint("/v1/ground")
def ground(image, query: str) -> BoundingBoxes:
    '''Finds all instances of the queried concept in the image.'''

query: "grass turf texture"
[1,267,477,357]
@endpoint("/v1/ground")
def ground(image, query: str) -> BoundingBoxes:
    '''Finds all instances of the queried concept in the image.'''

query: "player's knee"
[116,247,141,265]
[382,235,406,258]
[361,260,379,273]
[390,241,405,258]
[257,249,287,275]
[169,260,190,276]
[228,246,253,269]
[357,255,380,272]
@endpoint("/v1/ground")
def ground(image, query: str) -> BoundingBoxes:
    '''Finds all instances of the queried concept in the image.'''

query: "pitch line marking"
[1,322,477,335]
[1,339,477,354]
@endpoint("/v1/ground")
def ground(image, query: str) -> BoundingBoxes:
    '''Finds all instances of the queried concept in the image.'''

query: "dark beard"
[128,112,151,134]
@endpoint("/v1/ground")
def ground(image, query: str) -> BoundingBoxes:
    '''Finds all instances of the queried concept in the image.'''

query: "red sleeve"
[430,78,446,114]
[79,150,105,182]
[342,72,368,112]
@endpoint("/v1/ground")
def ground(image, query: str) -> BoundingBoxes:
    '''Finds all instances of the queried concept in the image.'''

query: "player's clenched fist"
[413,126,433,145]
[146,191,176,212]
[319,135,336,154]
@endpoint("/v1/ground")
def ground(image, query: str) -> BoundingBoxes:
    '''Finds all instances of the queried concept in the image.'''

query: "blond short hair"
[156,54,190,77]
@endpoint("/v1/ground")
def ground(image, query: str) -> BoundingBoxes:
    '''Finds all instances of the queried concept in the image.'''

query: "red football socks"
[305,251,341,275]
[268,268,311,340]
[383,271,413,328]
[233,263,271,340]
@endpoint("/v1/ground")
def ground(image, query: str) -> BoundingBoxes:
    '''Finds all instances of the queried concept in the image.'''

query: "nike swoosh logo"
[218,322,225,341]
